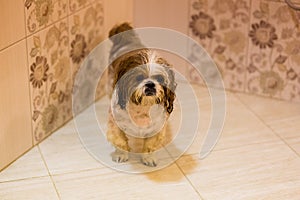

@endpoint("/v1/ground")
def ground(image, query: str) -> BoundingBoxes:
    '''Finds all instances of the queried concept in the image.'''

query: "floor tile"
[38,121,104,175]
[236,93,300,151]
[236,93,300,123]
[286,137,300,156]
[53,164,201,200]
[185,85,279,155]
[0,176,59,200]
[0,147,48,182]
[177,142,300,200]
[263,115,300,140]
[214,95,279,151]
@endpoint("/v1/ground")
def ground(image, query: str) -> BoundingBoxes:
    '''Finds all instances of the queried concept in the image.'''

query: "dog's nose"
[145,81,155,88]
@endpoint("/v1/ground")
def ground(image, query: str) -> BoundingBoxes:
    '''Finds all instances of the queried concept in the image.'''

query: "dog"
[106,23,177,167]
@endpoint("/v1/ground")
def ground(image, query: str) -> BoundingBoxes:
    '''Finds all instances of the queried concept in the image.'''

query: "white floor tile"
[236,93,300,123]
[38,121,104,175]
[0,147,48,182]
[53,164,201,200]
[177,142,300,200]
[0,176,59,200]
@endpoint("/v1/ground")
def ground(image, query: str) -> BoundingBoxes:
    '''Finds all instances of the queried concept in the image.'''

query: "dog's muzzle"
[144,81,156,96]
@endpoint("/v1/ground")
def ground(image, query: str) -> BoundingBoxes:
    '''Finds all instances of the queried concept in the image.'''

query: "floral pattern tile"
[25,0,68,35]
[188,0,300,102]
[27,18,72,144]
[68,2,105,112]
[69,0,98,14]
[188,0,251,92]
[246,0,300,101]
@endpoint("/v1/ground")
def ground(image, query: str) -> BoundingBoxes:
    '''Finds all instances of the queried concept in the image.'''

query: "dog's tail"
[109,22,133,39]
[108,22,144,60]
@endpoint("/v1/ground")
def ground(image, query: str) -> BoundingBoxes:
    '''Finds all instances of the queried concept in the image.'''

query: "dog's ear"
[116,85,127,109]
[114,67,129,109]
[164,68,177,114]
[164,87,176,114]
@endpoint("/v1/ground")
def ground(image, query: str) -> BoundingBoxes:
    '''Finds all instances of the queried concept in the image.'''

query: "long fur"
[106,22,176,167]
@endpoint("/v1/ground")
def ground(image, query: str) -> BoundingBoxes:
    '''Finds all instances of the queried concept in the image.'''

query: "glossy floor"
[1,84,300,200]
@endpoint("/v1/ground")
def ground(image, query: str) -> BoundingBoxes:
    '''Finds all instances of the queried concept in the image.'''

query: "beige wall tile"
[133,0,189,79]
[103,0,133,36]
[0,0,26,50]
[0,40,32,171]
[133,0,188,34]
[133,0,189,34]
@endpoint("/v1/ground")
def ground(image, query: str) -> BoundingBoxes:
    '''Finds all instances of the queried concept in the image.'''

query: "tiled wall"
[188,0,300,102]
[27,1,105,144]
[134,0,300,102]
[1,0,299,170]
[0,0,133,170]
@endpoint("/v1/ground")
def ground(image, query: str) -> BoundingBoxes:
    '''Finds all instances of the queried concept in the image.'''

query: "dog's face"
[112,50,176,114]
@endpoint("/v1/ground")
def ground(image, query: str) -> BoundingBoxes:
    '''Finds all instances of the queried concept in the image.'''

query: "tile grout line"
[0,37,28,52]
[0,175,50,184]
[234,94,300,158]
[174,160,205,200]
[37,145,62,200]
[23,0,35,148]
[42,166,106,177]
[164,145,205,200]
[25,2,93,38]
[0,2,94,53]
[243,0,252,94]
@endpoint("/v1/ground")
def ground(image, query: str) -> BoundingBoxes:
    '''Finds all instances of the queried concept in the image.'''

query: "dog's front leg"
[107,128,130,163]
[107,115,130,163]
[141,126,166,167]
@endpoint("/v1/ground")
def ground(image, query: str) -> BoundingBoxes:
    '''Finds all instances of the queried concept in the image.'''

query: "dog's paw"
[112,150,129,163]
[141,154,157,167]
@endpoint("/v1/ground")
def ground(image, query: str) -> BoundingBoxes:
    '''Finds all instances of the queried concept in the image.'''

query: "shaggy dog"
[106,23,176,167]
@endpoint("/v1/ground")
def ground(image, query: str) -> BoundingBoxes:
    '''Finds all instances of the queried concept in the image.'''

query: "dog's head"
[113,49,176,114]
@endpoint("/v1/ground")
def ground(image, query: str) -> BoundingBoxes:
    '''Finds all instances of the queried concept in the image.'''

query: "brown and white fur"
[106,23,176,167]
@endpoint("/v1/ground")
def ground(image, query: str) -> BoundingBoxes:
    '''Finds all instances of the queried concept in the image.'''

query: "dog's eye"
[136,74,145,82]
[154,75,165,83]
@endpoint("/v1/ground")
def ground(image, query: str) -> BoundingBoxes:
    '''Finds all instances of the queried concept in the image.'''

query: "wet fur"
[107,23,176,166]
